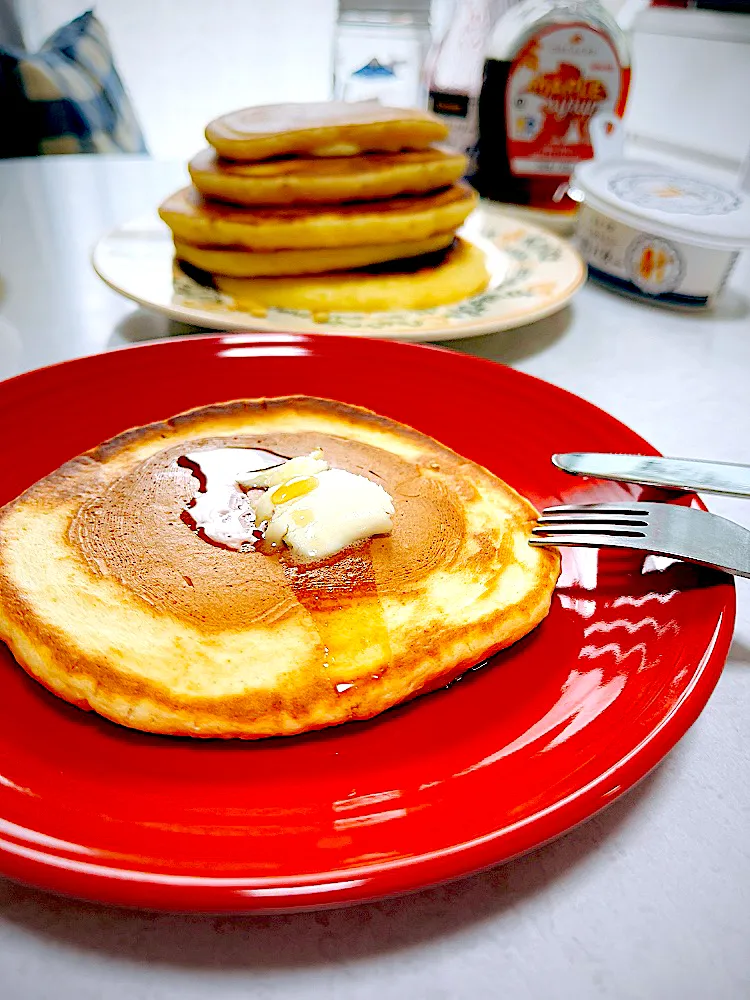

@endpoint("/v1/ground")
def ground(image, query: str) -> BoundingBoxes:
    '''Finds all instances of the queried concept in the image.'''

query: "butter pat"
[267,469,394,559]
[243,451,394,560]
[237,449,327,489]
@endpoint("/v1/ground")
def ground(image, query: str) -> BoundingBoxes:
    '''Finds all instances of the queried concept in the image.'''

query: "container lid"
[338,0,431,18]
[573,158,750,251]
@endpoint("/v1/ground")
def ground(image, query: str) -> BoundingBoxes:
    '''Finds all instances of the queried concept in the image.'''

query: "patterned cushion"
[0,10,147,158]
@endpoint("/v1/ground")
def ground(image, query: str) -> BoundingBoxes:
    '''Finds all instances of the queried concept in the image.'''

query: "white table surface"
[0,155,749,1000]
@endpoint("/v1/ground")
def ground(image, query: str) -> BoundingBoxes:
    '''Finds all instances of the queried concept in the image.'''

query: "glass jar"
[333,0,432,108]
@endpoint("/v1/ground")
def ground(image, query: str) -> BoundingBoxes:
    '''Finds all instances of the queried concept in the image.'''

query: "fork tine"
[529,533,646,548]
[531,525,648,538]
[528,502,750,578]
[537,512,649,527]
[541,504,648,516]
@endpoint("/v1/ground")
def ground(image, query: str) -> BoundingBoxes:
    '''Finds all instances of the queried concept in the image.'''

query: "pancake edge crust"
[157,184,478,252]
[187,147,468,207]
[0,397,560,739]
[204,103,448,160]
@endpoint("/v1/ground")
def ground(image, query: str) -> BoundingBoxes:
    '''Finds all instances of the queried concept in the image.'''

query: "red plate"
[0,334,734,912]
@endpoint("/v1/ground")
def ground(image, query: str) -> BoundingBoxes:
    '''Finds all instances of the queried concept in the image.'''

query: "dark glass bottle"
[471,0,631,215]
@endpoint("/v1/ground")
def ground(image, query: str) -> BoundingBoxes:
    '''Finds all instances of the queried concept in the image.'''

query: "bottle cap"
[338,0,431,23]
[573,118,750,251]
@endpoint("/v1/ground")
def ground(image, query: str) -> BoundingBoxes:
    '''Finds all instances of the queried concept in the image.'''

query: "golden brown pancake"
[159,184,477,251]
[188,147,467,206]
[173,231,456,277]
[0,398,559,739]
[205,101,448,160]
[213,238,490,314]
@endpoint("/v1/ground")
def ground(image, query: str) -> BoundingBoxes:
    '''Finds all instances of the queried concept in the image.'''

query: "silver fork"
[529,502,750,578]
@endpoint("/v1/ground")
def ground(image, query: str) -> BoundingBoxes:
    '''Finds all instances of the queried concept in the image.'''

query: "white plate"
[92,203,585,343]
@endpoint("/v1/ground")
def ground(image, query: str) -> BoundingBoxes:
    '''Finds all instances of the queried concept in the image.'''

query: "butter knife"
[552,453,750,499]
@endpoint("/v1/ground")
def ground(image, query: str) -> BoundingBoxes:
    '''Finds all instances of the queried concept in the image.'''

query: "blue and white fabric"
[0,10,147,158]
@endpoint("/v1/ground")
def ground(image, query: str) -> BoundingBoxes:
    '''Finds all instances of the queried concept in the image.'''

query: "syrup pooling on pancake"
[177,447,287,550]
[286,546,393,697]
[173,444,396,691]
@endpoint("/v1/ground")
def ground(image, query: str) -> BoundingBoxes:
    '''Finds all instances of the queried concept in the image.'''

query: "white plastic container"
[573,156,750,308]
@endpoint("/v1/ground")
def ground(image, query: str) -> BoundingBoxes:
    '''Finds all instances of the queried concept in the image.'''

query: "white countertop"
[0,155,749,1000]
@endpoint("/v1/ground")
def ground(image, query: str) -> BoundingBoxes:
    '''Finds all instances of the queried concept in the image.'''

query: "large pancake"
[205,101,448,160]
[159,184,477,250]
[173,231,456,276]
[0,398,560,739]
[188,147,467,206]
[213,238,490,314]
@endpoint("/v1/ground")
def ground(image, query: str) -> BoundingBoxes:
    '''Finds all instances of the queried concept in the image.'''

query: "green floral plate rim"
[92,203,586,343]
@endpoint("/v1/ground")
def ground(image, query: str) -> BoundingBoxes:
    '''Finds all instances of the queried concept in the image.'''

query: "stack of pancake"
[158,102,489,316]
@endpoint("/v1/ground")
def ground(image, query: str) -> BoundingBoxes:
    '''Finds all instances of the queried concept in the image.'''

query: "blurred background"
[2,0,748,170]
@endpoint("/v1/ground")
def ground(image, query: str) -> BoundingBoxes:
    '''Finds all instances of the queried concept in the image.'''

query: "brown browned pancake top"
[207,101,446,140]
[69,431,466,632]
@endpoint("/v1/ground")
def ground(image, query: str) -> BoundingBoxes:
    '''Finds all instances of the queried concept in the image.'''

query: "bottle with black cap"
[427,0,495,157]
[471,0,631,222]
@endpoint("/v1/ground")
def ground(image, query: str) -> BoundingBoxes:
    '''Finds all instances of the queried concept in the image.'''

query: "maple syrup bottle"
[471,0,631,217]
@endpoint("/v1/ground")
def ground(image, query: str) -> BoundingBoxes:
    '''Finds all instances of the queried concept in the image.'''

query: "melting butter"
[238,449,327,490]
[180,447,394,560]
[249,451,395,560]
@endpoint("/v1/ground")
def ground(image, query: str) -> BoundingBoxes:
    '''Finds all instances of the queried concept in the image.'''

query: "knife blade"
[552,453,750,499]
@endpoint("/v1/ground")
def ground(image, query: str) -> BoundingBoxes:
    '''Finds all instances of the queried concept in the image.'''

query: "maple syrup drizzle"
[285,551,393,697]
[178,446,393,693]
[178,447,288,551]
